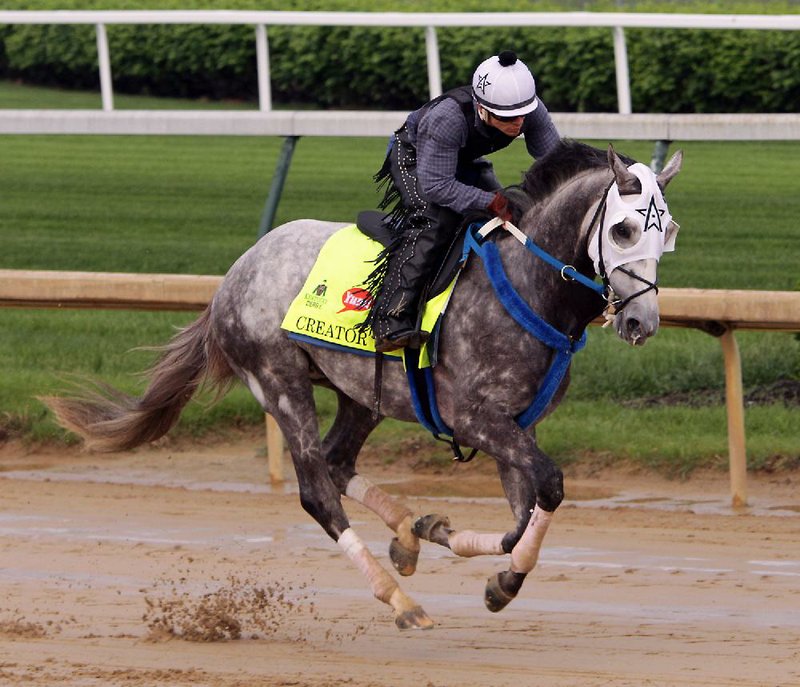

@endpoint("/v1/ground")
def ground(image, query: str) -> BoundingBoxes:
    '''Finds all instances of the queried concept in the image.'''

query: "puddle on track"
[2,462,799,518]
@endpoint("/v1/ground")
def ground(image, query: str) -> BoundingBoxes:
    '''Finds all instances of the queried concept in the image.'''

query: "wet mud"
[1,439,799,686]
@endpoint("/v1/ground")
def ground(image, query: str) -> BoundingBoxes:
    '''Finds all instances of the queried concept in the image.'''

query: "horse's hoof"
[394,605,434,630]
[389,536,419,576]
[484,571,526,613]
[412,514,452,547]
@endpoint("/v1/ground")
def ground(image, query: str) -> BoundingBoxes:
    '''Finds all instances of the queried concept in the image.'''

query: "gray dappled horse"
[46,140,682,630]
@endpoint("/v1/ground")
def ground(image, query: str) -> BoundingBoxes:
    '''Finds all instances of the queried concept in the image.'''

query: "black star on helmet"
[475,73,492,95]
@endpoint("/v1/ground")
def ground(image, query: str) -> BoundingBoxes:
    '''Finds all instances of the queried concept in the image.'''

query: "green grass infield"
[1,81,797,473]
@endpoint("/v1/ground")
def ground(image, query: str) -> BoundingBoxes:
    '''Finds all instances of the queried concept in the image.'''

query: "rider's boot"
[373,285,426,353]
[372,209,458,353]
[372,239,429,353]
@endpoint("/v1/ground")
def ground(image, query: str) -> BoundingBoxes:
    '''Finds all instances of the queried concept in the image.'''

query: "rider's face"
[481,108,525,137]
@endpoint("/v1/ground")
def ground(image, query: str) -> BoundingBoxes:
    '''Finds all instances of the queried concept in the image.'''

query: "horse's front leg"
[415,420,562,612]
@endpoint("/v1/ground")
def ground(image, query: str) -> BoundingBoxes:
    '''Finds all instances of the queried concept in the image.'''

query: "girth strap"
[404,346,478,462]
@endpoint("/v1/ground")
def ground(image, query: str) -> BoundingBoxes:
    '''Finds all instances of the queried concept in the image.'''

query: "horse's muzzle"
[608,259,660,346]
[615,301,659,346]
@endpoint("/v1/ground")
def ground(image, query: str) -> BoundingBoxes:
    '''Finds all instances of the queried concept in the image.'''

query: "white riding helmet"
[472,51,538,118]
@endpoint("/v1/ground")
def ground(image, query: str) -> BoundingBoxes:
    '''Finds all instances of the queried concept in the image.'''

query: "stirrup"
[375,327,429,353]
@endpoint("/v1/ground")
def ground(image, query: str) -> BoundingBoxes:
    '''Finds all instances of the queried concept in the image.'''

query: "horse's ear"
[657,149,683,189]
[607,144,639,194]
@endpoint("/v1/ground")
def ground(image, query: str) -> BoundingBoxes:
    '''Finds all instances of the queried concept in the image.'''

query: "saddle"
[356,210,478,459]
[356,210,468,302]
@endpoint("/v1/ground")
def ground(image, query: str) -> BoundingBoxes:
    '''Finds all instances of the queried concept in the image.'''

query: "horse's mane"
[465,139,637,228]
[520,138,636,202]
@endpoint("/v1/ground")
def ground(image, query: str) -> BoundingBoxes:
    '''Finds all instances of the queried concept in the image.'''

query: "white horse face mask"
[588,162,679,275]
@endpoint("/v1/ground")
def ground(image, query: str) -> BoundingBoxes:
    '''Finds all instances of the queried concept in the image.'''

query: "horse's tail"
[43,306,234,452]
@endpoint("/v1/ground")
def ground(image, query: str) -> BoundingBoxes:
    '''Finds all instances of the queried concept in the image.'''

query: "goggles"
[491,112,526,124]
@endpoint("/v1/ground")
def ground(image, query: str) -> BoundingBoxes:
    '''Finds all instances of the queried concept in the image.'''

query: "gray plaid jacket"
[405,94,561,214]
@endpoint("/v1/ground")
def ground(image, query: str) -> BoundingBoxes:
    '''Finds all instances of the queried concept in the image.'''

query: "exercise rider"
[366,50,561,353]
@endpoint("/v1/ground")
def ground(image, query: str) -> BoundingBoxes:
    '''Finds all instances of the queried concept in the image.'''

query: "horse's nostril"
[626,318,641,336]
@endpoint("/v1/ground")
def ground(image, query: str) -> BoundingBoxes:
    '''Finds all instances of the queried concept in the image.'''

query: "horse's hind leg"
[322,391,420,576]
[244,370,431,629]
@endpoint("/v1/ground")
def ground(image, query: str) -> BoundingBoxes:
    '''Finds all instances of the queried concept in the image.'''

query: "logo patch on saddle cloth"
[281,225,456,364]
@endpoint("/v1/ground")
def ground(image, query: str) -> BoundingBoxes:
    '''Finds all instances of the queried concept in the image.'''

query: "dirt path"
[1,439,799,687]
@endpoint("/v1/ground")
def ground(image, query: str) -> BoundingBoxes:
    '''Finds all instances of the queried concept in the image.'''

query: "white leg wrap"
[509,506,553,574]
[345,475,413,532]
[448,530,505,557]
[344,474,372,502]
[338,528,398,604]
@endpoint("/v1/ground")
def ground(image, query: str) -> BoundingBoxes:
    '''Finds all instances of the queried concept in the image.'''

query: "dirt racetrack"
[1,436,799,687]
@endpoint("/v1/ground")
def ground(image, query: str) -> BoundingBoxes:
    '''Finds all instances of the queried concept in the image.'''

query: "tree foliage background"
[2,0,800,112]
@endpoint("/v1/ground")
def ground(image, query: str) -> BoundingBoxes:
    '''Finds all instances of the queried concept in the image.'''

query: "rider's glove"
[487,191,514,223]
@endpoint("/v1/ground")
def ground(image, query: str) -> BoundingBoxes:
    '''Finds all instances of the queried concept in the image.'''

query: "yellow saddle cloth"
[281,224,456,366]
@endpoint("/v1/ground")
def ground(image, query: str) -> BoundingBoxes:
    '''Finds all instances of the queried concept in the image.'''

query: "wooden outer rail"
[2,268,798,505]
[0,270,222,311]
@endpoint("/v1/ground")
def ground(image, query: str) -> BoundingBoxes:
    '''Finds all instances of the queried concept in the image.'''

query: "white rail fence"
[2,10,800,117]
[4,109,800,142]
[4,11,800,232]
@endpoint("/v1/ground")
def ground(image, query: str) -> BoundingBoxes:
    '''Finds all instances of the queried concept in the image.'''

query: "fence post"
[650,139,671,173]
[612,26,631,115]
[258,135,299,238]
[266,414,284,483]
[95,23,114,112]
[255,24,272,112]
[425,26,442,100]
[720,327,748,507]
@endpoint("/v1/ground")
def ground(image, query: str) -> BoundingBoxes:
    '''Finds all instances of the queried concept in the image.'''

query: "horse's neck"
[508,172,609,335]
[531,170,607,266]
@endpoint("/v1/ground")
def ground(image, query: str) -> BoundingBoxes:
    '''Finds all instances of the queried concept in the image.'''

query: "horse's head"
[589,146,683,346]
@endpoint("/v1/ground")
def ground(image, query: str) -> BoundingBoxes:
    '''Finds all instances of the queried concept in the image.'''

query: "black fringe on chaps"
[358,142,415,332]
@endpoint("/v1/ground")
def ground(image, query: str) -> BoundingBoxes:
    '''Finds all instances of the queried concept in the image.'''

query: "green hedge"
[2,0,800,112]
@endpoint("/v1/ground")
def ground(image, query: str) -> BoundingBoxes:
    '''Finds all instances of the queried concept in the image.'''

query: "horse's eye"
[610,221,638,249]
[612,222,630,240]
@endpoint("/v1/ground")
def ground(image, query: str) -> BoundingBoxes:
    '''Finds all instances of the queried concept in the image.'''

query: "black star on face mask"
[475,73,492,95]
[636,195,666,232]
